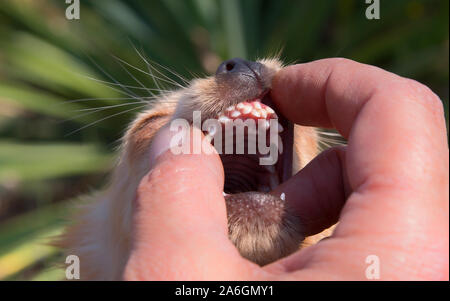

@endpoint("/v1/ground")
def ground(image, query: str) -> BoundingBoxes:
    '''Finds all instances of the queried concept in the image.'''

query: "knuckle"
[400,78,444,113]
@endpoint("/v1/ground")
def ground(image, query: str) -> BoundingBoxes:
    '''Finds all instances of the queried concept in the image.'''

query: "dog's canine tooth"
[266,107,275,114]
[280,192,286,201]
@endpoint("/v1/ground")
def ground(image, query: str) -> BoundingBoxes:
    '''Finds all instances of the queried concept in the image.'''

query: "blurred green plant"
[0,0,448,280]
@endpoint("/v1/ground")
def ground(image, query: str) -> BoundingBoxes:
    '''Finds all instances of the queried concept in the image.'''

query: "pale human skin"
[123,58,449,280]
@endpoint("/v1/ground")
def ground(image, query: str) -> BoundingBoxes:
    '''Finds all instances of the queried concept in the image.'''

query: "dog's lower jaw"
[226,192,304,266]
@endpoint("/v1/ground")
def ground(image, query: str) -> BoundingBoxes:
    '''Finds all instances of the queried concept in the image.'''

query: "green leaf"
[0,141,113,182]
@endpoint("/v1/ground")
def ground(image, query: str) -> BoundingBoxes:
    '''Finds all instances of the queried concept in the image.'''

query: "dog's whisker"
[87,56,141,100]
[113,57,157,98]
[148,58,190,86]
[73,101,146,112]
[64,104,147,136]
[131,45,170,91]
[82,74,155,103]
[83,76,170,93]
[133,43,189,86]
[61,97,143,105]
[112,55,185,89]
[60,102,145,124]
[134,45,189,86]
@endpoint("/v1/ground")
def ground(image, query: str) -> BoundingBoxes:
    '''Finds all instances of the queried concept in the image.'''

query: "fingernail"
[148,125,179,166]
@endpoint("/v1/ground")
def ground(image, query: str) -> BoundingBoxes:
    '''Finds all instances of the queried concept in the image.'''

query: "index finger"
[269,58,448,279]
[271,58,448,194]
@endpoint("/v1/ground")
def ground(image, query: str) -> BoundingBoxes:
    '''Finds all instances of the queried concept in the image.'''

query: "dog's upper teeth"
[251,110,261,118]
[218,116,231,123]
[230,110,241,118]
[242,105,252,114]
[260,110,268,119]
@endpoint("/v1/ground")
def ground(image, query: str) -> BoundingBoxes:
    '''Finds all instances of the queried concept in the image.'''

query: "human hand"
[124,58,449,280]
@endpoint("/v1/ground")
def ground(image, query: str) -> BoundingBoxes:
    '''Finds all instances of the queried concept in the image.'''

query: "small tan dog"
[58,58,334,280]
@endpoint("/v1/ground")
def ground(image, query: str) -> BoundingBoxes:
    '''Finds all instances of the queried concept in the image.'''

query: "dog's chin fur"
[56,58,330,280]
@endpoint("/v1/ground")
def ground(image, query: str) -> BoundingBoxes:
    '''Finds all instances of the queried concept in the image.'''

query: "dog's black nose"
[215,58,263,79]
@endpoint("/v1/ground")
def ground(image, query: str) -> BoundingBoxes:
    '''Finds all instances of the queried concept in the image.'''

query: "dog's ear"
[123,102,176,166]
[55,100,178,280]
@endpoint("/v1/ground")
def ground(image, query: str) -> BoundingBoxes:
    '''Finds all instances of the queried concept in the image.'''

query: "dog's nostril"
[215,58,262,77]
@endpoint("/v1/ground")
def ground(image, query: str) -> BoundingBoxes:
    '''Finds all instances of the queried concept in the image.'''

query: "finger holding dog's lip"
[268,59,448,279]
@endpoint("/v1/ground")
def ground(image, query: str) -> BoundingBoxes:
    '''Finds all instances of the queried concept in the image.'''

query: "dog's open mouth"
[203,90,303,265]
[208,90,293,196]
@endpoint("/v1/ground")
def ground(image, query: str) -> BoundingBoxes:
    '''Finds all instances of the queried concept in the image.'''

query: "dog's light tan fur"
[58,58,332,280]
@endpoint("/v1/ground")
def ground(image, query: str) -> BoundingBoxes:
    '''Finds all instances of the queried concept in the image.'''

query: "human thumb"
[124,125,251,280]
